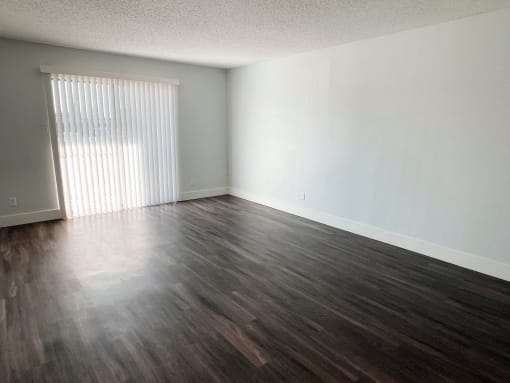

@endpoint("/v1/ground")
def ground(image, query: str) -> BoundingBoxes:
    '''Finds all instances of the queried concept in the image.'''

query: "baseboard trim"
[229,187,510,282]
[0,209,63,228]
[180,187,229,201]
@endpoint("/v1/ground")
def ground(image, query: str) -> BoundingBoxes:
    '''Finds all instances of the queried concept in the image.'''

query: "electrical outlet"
[299,192,306,200]
[8,197,17,207]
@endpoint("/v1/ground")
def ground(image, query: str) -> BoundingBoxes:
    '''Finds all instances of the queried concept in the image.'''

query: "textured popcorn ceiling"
[1,1,510,68]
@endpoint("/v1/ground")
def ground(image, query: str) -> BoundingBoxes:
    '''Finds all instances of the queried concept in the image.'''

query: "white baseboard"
[229,187,510,282]
[0,209,62,228]
[180,187,228,201]
[0,188,229,227]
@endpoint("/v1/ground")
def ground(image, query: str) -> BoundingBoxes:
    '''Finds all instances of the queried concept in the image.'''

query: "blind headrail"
[40,65,180,85]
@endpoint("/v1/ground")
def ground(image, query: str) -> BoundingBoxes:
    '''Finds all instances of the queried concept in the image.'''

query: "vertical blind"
[50,73,178,218]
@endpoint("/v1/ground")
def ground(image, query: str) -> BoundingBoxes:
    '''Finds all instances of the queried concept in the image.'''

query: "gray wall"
[0,38,227,217]
[228,9,510,267]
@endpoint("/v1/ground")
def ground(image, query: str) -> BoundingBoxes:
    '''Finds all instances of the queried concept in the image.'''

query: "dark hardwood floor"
[1,195,510,382]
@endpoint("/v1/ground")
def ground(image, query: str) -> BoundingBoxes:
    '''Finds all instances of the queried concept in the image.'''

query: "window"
[49,73,178,217]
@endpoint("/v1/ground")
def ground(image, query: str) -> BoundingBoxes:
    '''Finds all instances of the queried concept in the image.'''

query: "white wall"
[228,9,510,278]
[0,38,227,221]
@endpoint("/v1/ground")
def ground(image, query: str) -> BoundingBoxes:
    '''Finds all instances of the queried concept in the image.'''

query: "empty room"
[1,1,510,382]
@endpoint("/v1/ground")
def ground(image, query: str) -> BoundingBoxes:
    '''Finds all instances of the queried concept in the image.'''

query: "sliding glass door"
[49,73,178,217]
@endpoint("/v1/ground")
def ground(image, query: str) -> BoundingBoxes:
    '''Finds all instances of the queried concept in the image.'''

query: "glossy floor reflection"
[1,196,510,382]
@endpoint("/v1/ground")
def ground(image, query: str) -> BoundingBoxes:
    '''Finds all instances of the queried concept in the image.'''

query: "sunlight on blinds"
[50,73,178,217]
